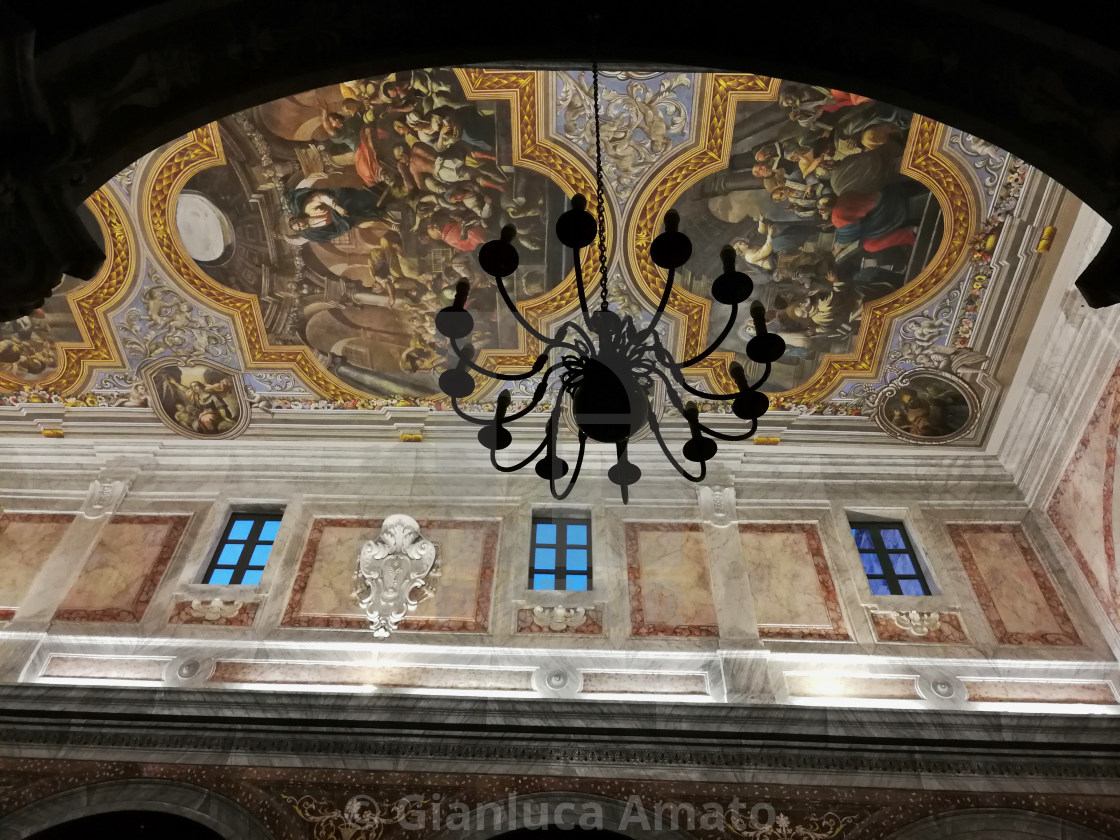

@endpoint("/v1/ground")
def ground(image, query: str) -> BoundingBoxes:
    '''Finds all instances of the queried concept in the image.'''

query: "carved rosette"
[354,515,439,638]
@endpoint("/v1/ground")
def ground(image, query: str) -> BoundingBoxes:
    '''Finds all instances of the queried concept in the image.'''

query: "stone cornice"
[0,686,1117,782]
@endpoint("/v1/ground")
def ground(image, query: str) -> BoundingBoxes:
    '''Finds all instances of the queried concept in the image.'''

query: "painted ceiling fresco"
[0,67,1050,445]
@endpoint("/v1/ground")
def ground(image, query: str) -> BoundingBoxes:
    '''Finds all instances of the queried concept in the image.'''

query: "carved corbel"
[697,486,737,527]
[353,515,439,638]
[81,474,134,519]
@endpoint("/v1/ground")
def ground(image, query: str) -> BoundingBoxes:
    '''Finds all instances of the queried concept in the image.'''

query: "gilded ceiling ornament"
[353,515,439,638]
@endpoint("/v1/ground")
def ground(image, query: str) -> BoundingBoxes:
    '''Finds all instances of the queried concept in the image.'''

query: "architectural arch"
[889,808,1117,840]
[0,779,273,840]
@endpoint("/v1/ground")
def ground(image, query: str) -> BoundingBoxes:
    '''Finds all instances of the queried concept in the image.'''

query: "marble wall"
[624,522,718,637]
[1048,362,1120,635]
[737,523,849,641]
[0,447,1116,711]
[0,513,72,621]
[54,514,189,623]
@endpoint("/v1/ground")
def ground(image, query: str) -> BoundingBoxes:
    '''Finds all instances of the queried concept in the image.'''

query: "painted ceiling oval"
[1,66,1050,448]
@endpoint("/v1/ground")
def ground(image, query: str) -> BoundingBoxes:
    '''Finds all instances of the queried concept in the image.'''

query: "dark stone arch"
[4,0,1120,315]
[0,779,274,840]
[888,807,1118,840]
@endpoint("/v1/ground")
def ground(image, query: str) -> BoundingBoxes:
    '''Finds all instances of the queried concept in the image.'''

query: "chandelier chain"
[591,63,609,311]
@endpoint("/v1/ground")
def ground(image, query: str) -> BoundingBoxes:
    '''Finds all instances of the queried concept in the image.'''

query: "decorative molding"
[1,688,1120,781]
[354,515,439,638]
[869,609,969,644]
[518,606,603,635]
[533,606,586,632]
[168,598,257,626]
[282,792,427,840]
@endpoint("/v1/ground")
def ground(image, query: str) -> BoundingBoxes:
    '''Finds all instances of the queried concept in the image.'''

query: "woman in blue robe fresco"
[287,186,391,242]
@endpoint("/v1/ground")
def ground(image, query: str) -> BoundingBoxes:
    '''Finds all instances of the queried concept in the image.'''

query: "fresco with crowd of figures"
[0,66,1041,446]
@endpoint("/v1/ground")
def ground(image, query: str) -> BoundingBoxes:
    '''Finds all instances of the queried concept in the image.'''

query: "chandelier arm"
[652,344,737,399]
[698,417,760,441]
[450,337,549,382]
[746,361,774,390]
[571,247,592,320]
[494,274,553,345]
[502,363,564,423]
[647,409,707,483]
[553,321,595,356]
[633,266,677,343]
[489,433,550,474]
[449,396,493,427]
[547,387,588,501]
[674,303,740,368]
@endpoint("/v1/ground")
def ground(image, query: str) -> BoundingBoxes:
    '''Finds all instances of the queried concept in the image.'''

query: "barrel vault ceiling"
[0,66,1067,449]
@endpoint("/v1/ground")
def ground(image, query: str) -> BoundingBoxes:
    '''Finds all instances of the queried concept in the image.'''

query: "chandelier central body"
[434,67,785,503]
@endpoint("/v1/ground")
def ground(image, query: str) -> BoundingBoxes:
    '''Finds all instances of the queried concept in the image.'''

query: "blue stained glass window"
[899,578,927,596]
[530,514,592,591]
[218,543,244,566]
[860,553,883,575]
[889,553,917,575]
[566,549,588,571]
[228,519,254,541]
[249,545,273,567]
[850,520,932,596]
[881,529,906,550]
[852,528,875,550]
[204,512,283,585]
[868,578,892,595]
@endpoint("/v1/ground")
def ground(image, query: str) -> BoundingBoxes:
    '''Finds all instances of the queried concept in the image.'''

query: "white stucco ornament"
[890,609,942,637]
[532,605,587,632]
[354,515,439,638]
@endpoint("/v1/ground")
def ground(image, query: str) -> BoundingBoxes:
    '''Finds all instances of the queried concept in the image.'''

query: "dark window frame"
[202,511,284,585]
[849,520,933,596]
[529,513,592,591]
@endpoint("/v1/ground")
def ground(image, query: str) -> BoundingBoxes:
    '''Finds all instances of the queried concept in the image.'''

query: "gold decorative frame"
[0,187,135,394]
[627,76,976,403]
[128,70,975,407]
[141,71,604,402]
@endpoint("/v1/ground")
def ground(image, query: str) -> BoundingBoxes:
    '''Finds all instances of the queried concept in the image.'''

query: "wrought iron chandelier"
[435,66,784,502]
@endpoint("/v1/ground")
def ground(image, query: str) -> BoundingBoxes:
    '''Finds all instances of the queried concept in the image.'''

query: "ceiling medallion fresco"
[0,68,1047,446]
